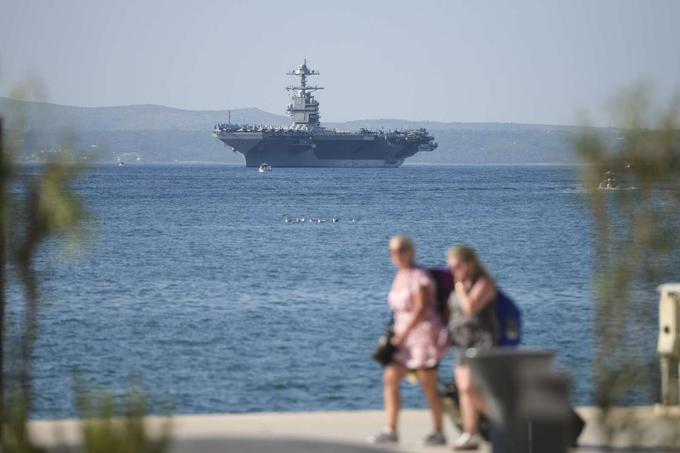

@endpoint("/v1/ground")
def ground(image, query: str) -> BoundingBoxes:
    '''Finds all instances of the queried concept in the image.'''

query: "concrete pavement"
[28,407,680,452]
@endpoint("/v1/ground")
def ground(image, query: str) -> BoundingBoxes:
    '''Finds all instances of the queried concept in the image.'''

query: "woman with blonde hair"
[447,245,498,451]
[371,235,450,446]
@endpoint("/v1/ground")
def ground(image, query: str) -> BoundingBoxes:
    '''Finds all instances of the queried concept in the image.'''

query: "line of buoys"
[284,216,357,224]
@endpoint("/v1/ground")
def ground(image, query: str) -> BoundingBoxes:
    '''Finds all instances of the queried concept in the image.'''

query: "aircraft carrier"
[213,61,438,168]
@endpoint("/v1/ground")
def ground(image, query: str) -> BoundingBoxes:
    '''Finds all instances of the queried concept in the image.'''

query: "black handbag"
[372,328,397,366]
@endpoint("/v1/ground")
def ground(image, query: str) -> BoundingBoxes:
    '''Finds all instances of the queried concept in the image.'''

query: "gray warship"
[213,61,438,168]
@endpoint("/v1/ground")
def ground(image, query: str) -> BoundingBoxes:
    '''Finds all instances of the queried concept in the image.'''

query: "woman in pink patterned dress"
[370,235,450,446]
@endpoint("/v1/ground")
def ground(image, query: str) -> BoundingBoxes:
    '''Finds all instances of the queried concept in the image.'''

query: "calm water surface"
[9,164,657,418]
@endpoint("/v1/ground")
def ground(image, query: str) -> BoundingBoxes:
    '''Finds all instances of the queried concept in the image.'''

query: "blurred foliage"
[576,83,680,443]
[73,386,172,453]
[12,154,88,403]
[1,393,45,453]
[0,81,88,453]
[1,80,170,452]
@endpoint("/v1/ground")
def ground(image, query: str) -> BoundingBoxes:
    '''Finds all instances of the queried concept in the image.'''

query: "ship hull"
[215,132,424,168]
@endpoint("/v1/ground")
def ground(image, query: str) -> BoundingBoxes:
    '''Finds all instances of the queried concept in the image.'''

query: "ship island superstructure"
[213,60,438,168]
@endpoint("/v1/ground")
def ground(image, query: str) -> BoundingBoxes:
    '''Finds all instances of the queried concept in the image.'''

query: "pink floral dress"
[388,268,450,369]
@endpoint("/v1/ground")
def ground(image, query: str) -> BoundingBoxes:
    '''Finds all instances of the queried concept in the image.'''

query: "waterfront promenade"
[28,407,680,452]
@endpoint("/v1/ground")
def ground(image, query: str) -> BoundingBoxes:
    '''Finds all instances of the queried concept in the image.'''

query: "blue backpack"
[495,289,522,347]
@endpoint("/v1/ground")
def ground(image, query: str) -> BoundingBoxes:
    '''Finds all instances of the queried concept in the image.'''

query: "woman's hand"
[390,335,404,346]
[455,281,472,314]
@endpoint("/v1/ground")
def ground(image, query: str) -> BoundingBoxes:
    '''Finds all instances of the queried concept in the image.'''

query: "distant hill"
[0,97,606,164]
[0,97,288,131]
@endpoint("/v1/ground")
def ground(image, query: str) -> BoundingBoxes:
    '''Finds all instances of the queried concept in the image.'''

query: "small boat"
[599,180,619,190]
[258,163,272,173]
[118,161,125,166]
[598,171,620,190]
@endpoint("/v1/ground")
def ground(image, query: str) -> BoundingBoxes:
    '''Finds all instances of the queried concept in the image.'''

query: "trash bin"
[657,283,680,406]
[465,348,573,453]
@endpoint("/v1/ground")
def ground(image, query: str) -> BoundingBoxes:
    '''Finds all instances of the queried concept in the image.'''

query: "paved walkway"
[28,407,680,452]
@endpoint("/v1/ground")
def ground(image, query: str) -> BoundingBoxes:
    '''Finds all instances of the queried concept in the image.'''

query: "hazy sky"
[1,0,678,125]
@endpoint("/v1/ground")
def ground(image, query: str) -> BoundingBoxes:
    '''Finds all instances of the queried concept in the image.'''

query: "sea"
[8,164,659,419]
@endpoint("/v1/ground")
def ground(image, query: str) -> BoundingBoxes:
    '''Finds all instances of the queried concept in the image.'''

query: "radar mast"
[286,59,323,129]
